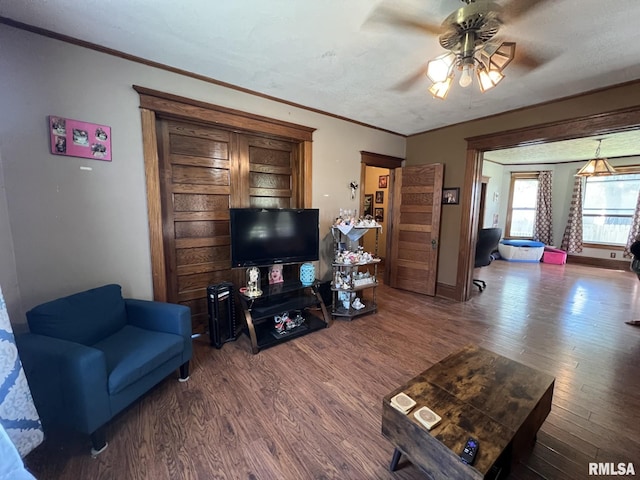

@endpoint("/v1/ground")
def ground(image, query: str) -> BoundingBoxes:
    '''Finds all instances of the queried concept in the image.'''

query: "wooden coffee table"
[382,344,555,479]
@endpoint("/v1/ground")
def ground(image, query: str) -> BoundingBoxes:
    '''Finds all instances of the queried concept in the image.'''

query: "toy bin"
[498,239,545,262]
[542,246,567,265]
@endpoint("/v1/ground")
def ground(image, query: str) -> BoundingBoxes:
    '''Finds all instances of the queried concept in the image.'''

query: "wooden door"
[245,134,297,208]
[389,164,444,296]
[157,121,300,333]
[157,119,237,333]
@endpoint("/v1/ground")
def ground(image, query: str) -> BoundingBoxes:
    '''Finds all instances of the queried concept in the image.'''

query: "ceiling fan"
[371,0,551,98]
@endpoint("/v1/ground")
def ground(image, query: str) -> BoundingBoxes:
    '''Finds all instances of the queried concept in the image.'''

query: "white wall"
[0,147,23,330]
[480,160,504,229]
[0,25,405,325]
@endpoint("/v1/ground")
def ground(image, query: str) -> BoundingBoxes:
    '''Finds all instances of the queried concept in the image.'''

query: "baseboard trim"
[435,282,458,300]
[567,254,630,270]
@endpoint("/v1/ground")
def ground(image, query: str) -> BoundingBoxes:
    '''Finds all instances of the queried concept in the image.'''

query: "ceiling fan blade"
[392,64,429,92]
[500,0,553,22]
[364,5,444,36]
[509,44,557,71]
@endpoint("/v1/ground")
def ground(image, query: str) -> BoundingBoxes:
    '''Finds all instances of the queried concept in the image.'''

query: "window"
[506,173,539,238]
[582,172,640,246]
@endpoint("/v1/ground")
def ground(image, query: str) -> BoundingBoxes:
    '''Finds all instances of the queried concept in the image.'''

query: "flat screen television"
[229,208,320,268]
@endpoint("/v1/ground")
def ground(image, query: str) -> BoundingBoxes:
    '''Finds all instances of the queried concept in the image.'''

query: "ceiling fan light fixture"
[477,67,504,92]
[478,41,516,72]
[426,52,456,83]
[428,76,453,99]
[575,139,617,177]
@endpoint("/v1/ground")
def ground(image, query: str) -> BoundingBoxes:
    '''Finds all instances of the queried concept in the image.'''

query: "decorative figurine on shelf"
[299,262,315,286]
[245,266,262,298]
[268,265,284,284]
[274,313,287,334]
[352,297,365,310]
[288,311,305,330]
[274,311,305,334]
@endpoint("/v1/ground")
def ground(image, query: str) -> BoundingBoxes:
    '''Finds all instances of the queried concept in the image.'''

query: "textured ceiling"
[2,0,640,142]
[486,130,640,165]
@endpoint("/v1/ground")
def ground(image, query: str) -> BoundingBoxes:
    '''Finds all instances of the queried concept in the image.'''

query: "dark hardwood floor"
[24,261,640,479]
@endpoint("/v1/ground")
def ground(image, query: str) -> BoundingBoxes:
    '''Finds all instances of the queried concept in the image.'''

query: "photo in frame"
[378,175,389,189]
[268,265,284,284]
[443,187,460,205]
[375,190,384,204]
[49,115,112,161]
[363,194,373,216]
[374,207,384,222]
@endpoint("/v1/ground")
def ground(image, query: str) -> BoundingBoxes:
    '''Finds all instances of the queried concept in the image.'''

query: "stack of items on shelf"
[333,210,380,238]
[353,271,375,287]
[333,267,374,289]
[330,210,382,319]
[337,291,365,310]
[335,247,377,265]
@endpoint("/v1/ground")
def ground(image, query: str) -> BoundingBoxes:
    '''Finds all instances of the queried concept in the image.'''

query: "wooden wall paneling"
[301,141,313,207]
[140,108,168,302]
[135,87,315,331]
[158,120,180,303]
[230,133,247,208]
[360,151,404,168]
[456,148,483,302]
[133,86,315,142]
[466,105,640,152]
[163,120,234,332]
[247,135,295,208]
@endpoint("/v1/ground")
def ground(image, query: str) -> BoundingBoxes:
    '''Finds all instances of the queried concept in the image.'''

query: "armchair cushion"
[26,284,127,345]
[93,325,184,394]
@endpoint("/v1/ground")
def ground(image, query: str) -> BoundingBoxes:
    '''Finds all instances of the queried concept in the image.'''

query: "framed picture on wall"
[443,187,460,205]
[49,115,112,161]
[363,194,373,216]
[378,175,389,188]
[374,207,384,222]
[375,191,384,203]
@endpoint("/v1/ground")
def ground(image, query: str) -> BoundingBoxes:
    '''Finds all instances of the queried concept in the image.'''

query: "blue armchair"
[16,284,192,455]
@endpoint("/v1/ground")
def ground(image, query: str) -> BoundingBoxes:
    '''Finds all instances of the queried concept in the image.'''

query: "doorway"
[461,105,640,301]
[362,165,390,280]
[359,151,403,285]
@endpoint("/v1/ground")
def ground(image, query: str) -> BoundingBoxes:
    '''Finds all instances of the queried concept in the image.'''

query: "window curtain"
[533,171,553,245]
[623,188,640,258]
[0,285,43,458]
[561,174,583,253]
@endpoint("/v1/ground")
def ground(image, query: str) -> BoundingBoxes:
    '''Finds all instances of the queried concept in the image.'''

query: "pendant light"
[575,139,616,177]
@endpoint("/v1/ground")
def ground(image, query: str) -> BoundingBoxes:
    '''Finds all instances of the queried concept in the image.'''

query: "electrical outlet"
[610,252,616,258]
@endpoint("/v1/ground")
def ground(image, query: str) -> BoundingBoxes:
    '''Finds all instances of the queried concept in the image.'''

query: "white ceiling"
[2,0,640,159]
[485,130,640,165]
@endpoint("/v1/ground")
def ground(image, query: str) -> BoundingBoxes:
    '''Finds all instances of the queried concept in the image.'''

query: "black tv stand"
[238,278,331,354]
